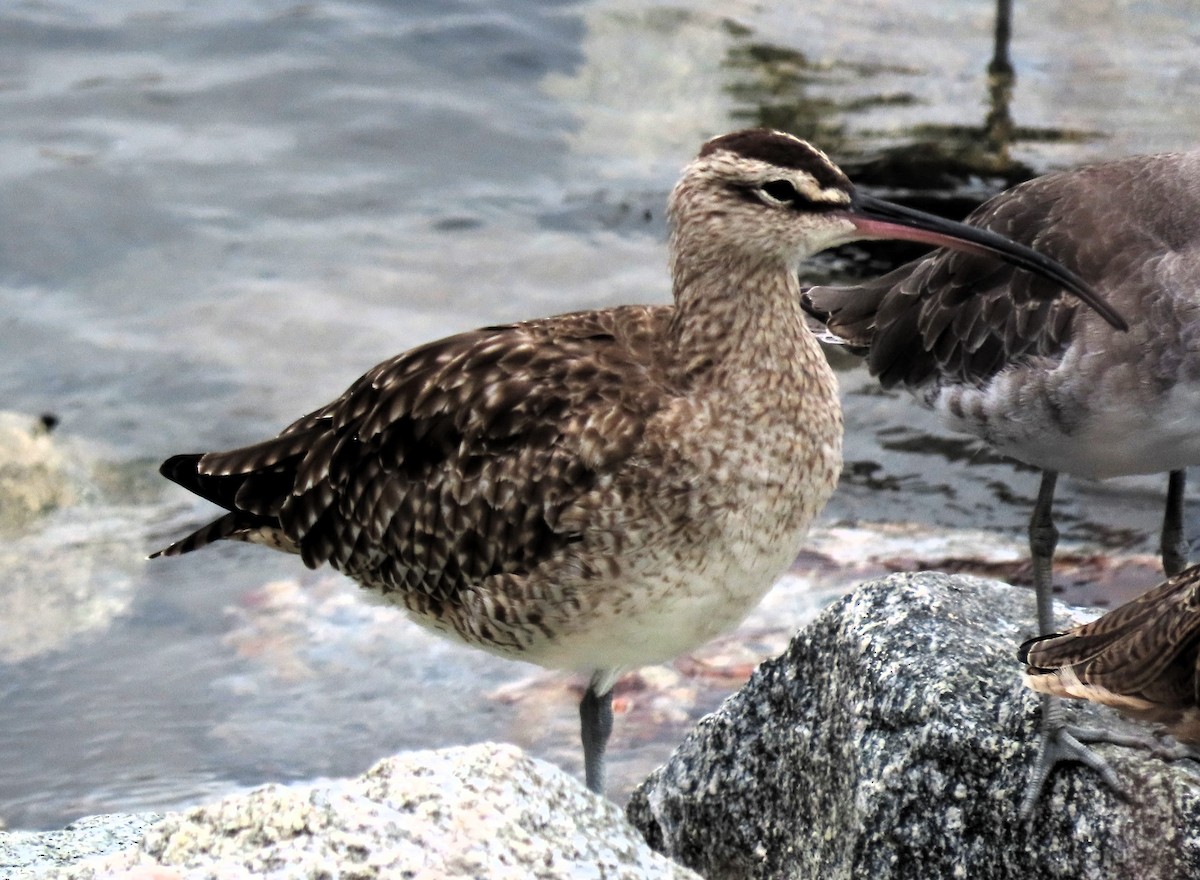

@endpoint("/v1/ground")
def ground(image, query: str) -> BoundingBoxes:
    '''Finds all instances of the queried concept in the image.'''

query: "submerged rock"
[0,411,74,532]
[628,572,1200,880]
[15,744,699,879]
[0,411,140,663]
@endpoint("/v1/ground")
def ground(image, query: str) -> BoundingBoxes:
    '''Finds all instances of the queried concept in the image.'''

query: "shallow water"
[2,0,1199,830]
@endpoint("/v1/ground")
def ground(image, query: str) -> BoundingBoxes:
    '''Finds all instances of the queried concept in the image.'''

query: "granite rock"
[628,572,1200,880]
[16,744,699,879]
[0,813,162,879]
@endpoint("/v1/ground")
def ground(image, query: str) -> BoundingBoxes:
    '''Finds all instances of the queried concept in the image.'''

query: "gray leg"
[1162,470,1189,577]
[1029,470,1059,636]
[1020,470,1126,818]
[580,671,615,795]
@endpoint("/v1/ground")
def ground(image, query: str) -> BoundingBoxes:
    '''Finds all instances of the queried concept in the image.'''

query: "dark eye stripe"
[734,181,844,213]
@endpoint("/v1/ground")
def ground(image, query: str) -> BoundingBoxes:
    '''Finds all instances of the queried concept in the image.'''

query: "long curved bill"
[847,192,1128,332]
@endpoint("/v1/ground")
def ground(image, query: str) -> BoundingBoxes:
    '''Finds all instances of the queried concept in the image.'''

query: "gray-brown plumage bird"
[802,149,1200,814]
[1021,564,1200,747]
[152,129,1122,795]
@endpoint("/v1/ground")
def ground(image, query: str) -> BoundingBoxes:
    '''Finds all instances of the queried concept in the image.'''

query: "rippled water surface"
[2,0,1200,829]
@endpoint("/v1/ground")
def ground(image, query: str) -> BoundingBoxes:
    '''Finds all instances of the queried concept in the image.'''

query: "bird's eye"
[759,179,799,205]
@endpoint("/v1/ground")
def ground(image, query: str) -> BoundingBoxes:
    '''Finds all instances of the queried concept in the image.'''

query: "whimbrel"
[1021,564,1200,751]
[152,129,1122,795]
[802,149,1200,813]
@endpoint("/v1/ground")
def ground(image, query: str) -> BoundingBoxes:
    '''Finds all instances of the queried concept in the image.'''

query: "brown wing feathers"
[802,176,1082,391]
[1021,569,1200,708]
[154,307,668,603]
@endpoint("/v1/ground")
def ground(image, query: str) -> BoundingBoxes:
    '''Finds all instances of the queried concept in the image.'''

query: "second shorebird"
[802,149,1200,813]
[151,129,1122,795]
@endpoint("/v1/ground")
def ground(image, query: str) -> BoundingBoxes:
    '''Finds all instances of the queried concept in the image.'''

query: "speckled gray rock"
[0,813,162,879]
[30,743,699,879]
[628,572,1200,880]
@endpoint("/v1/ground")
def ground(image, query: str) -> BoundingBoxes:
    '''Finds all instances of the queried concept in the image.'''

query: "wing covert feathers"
[802,198,1079,390]
[804,152,1200,391]
[153,306,674,603]
[1020,565,1200,741]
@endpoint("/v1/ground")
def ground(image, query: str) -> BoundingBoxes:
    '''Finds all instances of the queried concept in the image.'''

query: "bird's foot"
[1067,726,1200,766]
[1145,737,1200,765]
[1019,697,1128,819]
[1021,708,1200,817]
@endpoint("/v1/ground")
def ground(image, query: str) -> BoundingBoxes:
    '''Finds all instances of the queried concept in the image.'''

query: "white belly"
[931,358,1200,480]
